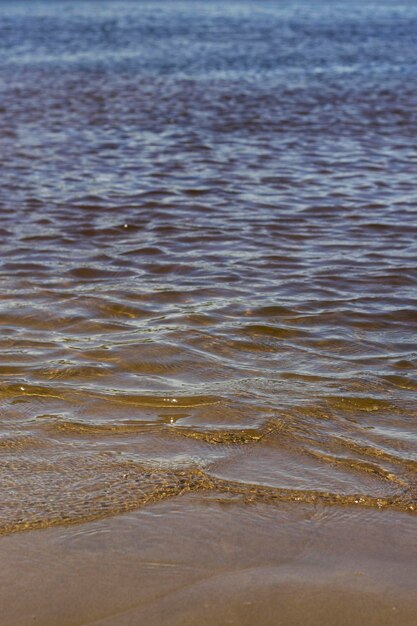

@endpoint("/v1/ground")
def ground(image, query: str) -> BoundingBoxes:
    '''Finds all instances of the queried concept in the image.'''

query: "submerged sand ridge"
[1,370,416,536]
[1,401,415,535]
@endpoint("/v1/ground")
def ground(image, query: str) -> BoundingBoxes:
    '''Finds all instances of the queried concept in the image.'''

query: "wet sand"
[2,494,416,625]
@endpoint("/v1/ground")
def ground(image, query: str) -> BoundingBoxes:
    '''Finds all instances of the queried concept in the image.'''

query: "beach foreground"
[1,494,416,625]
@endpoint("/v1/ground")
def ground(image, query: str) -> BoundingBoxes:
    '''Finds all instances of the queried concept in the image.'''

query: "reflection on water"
[0,0,416,537]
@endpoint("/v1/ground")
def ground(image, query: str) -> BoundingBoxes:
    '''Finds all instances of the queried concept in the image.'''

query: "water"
[0,0,416,622]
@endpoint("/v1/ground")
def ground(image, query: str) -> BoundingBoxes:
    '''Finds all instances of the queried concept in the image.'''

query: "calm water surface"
[0,0,416,612]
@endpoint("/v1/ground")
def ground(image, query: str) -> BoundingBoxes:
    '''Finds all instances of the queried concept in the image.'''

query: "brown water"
[0,0,416,623]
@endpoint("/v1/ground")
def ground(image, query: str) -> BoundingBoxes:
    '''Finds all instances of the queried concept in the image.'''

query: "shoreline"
[2,493,416,625]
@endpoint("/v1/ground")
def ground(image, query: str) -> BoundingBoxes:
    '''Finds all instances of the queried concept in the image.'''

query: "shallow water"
[0,0,416,621]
